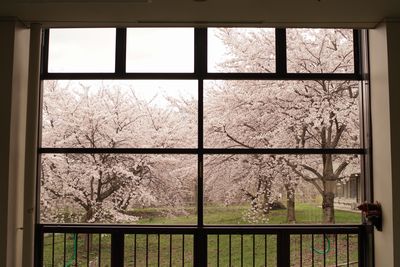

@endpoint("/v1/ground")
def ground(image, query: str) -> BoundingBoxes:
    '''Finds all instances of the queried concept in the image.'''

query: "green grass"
[43,204,361,266]
[136,203,361,225]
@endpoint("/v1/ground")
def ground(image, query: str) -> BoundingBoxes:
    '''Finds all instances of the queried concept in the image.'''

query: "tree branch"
[223,125,254,148]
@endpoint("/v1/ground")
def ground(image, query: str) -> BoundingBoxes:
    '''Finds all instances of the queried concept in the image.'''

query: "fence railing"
[37,224,368,267]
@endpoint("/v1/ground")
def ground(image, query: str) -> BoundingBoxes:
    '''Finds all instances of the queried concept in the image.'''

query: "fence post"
[111,231,124,267]
[358,225,372,267]
[277,231,290,267]
[34,225,44,267]
[194,230,207,267]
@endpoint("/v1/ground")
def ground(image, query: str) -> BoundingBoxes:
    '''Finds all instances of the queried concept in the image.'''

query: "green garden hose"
[65,233,78,267]
[312,235,331,254]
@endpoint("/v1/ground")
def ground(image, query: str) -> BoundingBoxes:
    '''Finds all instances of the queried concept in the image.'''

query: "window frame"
[37,27,369,227]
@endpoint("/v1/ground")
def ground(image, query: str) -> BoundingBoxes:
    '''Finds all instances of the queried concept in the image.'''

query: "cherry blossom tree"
[205,154,290,223]
[204,79,302,223]
[40,80,196,223]
[41,28,360,225]
[206,28,360,223]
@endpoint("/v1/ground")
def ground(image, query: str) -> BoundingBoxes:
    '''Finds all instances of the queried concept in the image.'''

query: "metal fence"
[37,224,368,267]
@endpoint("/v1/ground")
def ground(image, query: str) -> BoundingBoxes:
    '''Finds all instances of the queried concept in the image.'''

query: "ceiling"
[0,0,399,28]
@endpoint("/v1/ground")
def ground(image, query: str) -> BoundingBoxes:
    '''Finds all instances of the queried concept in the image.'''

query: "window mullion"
[275,28,287,75]
[353,29,362,77]
[194,28,207,79]
[194,27,207,267]
[194,28,206,228]
[41,29,50,76]
[115,28,127,75]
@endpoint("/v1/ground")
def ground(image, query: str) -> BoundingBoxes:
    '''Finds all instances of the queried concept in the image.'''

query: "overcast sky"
[48,28,204,104]
[47,27,237,104]
[48,27,229,73]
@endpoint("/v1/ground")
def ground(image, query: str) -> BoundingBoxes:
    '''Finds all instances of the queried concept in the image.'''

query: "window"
[38,27,368,266]
[126,28,194,72]
[48,28,116,73]
[40,27,366,225]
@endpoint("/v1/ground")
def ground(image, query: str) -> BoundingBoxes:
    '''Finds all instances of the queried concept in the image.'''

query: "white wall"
[385,21,400,267]
[369,20,400,267]
[0,19,30,267]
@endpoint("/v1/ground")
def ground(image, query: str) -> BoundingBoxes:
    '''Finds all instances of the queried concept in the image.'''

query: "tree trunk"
[286,188,296,223]
[262,179,272,215]
[84,208,94,251]
[322,154,336,224]
[322,181,336,223]
[84,207,94,222]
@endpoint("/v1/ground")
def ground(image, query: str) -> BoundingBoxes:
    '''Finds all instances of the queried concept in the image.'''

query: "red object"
[357,202,382,231]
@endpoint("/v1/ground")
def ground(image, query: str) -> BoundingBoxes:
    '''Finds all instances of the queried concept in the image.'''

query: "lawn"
[137,203,361,225]
[42,204,361,266]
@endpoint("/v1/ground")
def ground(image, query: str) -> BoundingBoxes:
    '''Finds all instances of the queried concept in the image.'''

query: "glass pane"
[48,28,116,73]
[204,80,360,148]
[208,28,275,73]
[41,80,197,148]
[126,28,194,72]
[40,154,197,224]
[287,29,354,73]
[204,154,361,225]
